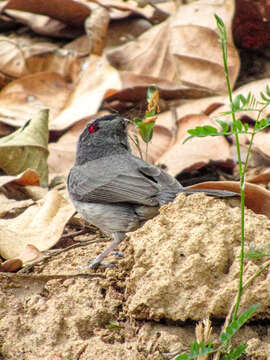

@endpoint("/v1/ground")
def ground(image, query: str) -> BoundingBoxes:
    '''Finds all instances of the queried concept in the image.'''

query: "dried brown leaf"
[0,189,75,259]
[51,55,121,130]
[0,169,40,187]
[2,0,90,27]
[19,244,43,265]
[247,170,270,184]
[4,10,83,38]
[157,114,232,176]
[106,0,239,96]
[0,72,71,127]
[0,193,33,218]
[84,3,110,55]
[189,181,270,219]
[0,258,22,272]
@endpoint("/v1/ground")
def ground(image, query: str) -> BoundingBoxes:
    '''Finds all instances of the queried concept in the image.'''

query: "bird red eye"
[88,123,98,133]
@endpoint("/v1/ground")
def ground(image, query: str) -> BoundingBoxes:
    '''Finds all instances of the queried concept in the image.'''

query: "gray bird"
[67,114,237,268]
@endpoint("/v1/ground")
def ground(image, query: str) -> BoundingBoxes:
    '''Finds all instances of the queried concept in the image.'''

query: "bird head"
[75,114,131,164]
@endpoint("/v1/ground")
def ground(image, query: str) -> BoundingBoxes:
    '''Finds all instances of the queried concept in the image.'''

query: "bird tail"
[182,188,239,198]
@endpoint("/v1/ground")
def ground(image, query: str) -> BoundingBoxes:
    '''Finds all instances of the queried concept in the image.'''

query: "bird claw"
[76,261,116,271]
[111,251,125,258]
[87,260,117,269]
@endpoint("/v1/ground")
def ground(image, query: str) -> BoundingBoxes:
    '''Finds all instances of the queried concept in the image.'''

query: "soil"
[1,193,270,360]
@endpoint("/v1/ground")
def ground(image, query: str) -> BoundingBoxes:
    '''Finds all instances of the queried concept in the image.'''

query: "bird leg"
[88,232,126,269]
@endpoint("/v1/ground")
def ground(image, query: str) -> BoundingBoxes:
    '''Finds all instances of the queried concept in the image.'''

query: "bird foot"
[111,251,125,258]
[88,260,117,269]
[77,261,116,271]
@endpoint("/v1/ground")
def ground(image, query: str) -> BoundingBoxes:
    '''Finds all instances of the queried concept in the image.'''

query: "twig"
[60,229,89,239]
[170,106,178,146]
[18,237,111,273]
[0,272,105,280]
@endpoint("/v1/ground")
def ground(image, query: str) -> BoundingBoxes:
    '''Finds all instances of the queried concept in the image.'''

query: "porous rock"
[126,193,270,321]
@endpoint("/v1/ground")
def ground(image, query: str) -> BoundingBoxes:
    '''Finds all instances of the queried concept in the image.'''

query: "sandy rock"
[126,193,270,321]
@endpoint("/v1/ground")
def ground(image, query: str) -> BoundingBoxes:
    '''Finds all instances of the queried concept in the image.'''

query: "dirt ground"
[1,193,270,360]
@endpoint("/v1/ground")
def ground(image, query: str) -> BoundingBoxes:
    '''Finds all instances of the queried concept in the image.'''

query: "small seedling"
[180,14,270,360]
[132,86,160,161]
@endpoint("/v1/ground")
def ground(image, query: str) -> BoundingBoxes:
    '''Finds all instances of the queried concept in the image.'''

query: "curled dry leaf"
[0,109,49,186]
[157,114,232,177]
[5,10,84,39]
[96,0,155,19]
[52,55,121,130]
[84,3,110,56]
[0,258,22,272]
[189,181,270,219]
[253,132,270,160]
[166,95,225,121]
[0,34,81,80]
[247,170,270,184]
[105,18,152,50]
[2,0,91,27]
[0,169,40,187]
[0,72,71,127]
[19,244,43,265]
[0,193,33,218]
[64,34,91,56]
[0,54,120,130]
[0,189,75,260]
[106,0,239,97]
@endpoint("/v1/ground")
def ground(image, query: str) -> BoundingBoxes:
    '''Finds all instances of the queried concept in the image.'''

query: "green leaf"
[134,117,143,128]
[138,121,155,143]
[146,86,157,104]
[231,95,241,111]
[216,119,229,132]
[255,117,270,131]
[174,341,216,360]
[145,110,156,118]
[214,14,226,41]
[246,92,251,105]
[223,344,248,360]
[261,86,270,103]
[220,304,259,344]
[232,120,243,133]
[243,123,249,132]
[187,125,218,137]
[244,252,270,258]
[239,94,247,106]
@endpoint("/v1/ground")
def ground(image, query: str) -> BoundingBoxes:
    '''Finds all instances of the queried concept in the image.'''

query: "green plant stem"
[232,105,269,320]
[217,15,245,322]
[145,142,148,162]
[128,134,143,159]
[243,260,270,290]
[243,103,268,175]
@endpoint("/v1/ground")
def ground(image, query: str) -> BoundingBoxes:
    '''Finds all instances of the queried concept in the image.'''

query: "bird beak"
[122,118,132,127]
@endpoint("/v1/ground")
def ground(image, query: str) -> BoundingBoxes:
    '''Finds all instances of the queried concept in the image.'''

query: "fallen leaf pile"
[0,0,268,266]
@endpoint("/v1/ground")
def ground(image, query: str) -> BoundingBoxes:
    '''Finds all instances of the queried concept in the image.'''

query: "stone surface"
[126,193,270,321]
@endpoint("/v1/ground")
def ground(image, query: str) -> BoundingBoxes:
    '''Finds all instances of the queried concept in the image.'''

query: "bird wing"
[67,153,181,206]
